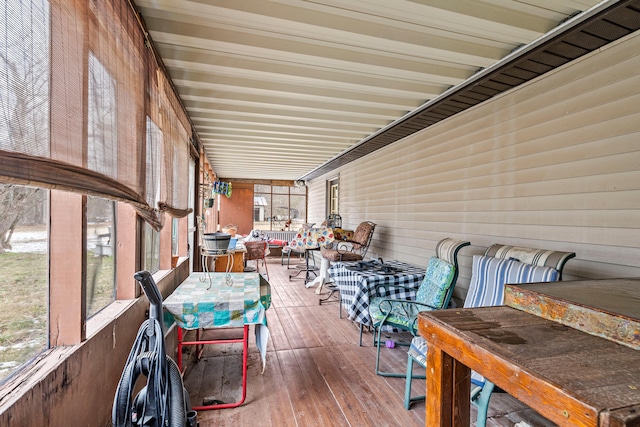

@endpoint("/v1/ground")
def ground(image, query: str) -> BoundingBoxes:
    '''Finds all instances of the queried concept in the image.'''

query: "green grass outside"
[86,253,115,317]
[0,252,114,382]
[0,252,47,382]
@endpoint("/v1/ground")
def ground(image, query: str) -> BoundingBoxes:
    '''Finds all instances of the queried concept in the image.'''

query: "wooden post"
[49,190,85,345]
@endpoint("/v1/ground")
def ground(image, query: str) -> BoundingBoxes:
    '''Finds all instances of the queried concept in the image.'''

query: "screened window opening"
[172,217,179,256]
[187,159,195,265]
[144,222,160,274]
[0,184,48,383]
[87,53,117,178]
[0,0,50,384]
[0,0,50,158]
[145,117,162,208]
[85,196,116,318]
[0,0,194,382]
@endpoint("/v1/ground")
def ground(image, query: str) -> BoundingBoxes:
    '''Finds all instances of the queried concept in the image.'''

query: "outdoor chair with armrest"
[320,220,376,262]
[280,223,317,268]
[318,221,376,308]
[281,241,307,268]
[244,240,269,281]
[369,238,470,376]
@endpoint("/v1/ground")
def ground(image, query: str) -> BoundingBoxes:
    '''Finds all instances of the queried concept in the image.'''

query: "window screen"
[0,0,50,157]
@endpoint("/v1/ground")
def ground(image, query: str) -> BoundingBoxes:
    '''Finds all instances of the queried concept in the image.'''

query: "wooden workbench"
[418,279,640,427]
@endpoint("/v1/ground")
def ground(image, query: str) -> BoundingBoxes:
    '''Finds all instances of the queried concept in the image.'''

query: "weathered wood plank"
[426,340,456,427]
[602,404,640,427]
[505,279,640,349]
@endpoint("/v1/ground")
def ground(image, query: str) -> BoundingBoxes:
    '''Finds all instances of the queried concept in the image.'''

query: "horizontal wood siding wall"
[307,178,327,226]
[308,32,640,301]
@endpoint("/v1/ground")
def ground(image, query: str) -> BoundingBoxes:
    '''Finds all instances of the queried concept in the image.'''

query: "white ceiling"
[134,0,604,181]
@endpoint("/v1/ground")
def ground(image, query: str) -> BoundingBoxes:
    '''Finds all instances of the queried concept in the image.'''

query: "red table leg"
[177,325,250,410]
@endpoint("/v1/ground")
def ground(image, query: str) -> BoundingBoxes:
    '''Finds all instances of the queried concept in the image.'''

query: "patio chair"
[318,221,376,308]
[244,240,269,281]
[320,221,376,263]
[281,223,317,268]
[281,241,307,268]
[369,238,470,377]
[404,244,575,427]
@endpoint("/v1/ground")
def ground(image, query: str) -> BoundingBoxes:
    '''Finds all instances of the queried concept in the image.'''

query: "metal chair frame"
[319,221,377,309]
[372,239,470,376]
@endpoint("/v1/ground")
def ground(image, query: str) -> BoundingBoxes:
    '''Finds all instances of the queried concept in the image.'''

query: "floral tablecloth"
[290,227,335,250]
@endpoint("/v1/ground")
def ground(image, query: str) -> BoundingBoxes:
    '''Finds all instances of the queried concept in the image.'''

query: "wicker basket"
[221,224,237,237]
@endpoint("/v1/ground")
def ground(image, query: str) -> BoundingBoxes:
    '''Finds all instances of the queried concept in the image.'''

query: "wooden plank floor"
[181,257,557,427]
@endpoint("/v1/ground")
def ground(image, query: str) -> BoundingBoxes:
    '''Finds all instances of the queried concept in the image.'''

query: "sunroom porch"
[1,0,640,425]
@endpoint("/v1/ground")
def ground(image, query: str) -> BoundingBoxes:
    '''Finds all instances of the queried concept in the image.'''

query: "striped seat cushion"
[484,244,575,276]
[435,238,470,266]
[409,255,559,366]
[408,335,429,366]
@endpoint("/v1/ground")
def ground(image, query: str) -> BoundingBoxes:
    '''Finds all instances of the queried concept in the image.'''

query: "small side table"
[201,244,245,273]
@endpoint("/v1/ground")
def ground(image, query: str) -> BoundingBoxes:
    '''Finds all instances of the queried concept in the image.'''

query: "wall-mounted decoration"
[213,181,232,198]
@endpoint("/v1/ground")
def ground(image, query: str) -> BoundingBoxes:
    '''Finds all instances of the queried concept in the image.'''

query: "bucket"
[203,232,231,252]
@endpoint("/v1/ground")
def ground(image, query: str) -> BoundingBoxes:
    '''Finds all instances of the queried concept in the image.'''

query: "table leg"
[311,258,331,293]
[289,249,319,284]
[178,325,250,410]
[177,326,184,372]
[426,343,471,427]
[305,250,318,283]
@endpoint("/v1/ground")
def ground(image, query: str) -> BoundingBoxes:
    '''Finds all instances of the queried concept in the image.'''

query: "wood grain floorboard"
[264,307,293,352]
[180,257,557,426]
[312,343,412,426]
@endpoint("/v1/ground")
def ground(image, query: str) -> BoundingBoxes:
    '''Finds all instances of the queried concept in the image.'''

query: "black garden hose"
[112,271,196,427]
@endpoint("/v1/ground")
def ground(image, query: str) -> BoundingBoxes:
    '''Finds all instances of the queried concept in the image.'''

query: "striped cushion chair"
[404,253,563,426]
[369,238,470,376]
[484,244,575,280]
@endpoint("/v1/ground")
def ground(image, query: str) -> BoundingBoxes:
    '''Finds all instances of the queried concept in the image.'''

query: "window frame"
[327,176,339,216]
[253,184,307,231]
